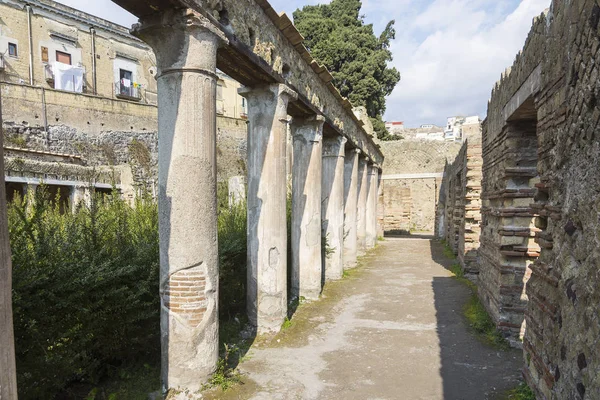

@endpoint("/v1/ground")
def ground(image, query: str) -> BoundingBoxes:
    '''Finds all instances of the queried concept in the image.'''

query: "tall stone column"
[366,164,379,248]
[291,116,324,300]
[343,148,360,269]
[356,156,369,254]
[322,135,347,281]
[133,9,226,391]
[377,170,385,238]
[239,84,297,333]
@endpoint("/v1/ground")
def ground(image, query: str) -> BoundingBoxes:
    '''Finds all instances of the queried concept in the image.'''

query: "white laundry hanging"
[53,62,84,93]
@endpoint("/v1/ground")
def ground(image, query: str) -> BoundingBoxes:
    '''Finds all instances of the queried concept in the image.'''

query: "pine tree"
[293,0,401,140]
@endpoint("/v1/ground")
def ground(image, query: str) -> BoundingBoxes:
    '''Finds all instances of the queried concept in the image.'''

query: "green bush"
[10,184,250,398]
[10,187,160,399]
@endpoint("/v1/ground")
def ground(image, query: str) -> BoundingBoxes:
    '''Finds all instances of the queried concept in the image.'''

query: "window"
[56,50,71,65]
[120,69,133,82]
[8,43,17,57]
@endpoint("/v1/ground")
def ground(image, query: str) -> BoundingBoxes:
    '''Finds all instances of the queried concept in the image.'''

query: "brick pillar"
[133,9,226,391]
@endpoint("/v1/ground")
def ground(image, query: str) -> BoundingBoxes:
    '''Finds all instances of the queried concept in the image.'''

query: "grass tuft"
[463,294,510,350]
[503,382,536,400]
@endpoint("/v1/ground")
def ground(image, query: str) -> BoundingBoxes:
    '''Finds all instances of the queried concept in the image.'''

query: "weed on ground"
[501,382,536,400]
[439,241,510,351]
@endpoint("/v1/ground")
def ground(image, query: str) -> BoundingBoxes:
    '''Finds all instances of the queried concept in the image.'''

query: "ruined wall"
[481,1,600,398]
[1,82,248,195]
[381,140,461,234]
[437,135,482,277]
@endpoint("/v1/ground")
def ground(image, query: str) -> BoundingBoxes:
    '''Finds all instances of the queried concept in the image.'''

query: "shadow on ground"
[429,239,522,400]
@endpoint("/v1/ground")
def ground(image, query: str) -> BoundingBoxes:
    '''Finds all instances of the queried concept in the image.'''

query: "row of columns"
[132,8,381,394]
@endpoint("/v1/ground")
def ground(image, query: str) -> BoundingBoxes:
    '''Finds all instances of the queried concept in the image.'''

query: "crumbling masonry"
[440,0,600,398]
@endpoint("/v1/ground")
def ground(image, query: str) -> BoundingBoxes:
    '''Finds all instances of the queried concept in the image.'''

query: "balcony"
[115,80,142,101]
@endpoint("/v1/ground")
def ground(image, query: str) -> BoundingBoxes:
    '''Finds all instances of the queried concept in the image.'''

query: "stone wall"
[478,1,600,398]
[380,140,461,234]
[437,135,482,277]
[1,81,249,196]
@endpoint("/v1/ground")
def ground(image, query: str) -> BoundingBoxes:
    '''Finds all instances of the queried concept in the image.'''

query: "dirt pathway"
[213,237,522,400]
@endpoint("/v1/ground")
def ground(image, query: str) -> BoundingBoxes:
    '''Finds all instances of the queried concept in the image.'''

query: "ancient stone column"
[377,170,385,239]
[322,135,347,281]
[132,9,226,391]
[356,156,369,254]
[365,164,379,248]
[343,148,360,269]
[239,84,297,333]
[291,116,324,300]
[228,175,245,207]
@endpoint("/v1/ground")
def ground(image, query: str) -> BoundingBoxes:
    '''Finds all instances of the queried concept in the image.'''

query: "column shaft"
[343,149,360,269]
[240,84,297,333]
[133,9,225,391]
[322,135,347,281]
[377,171,385,238]
[291,116,324,300]
[366,164,379,248]
[356,157,369,254]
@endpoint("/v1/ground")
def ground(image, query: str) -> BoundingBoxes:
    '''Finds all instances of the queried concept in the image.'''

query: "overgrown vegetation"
[9,182,250,399]
[9,187,160,399]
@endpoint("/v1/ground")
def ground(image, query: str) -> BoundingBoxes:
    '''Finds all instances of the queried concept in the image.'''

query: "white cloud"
[386,0,550,126]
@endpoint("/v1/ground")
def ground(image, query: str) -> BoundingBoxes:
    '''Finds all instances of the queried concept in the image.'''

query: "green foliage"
[10,182,250,398]
[504,382,536,400]
[449,263,464,279]
[293,0,401,140]
[203,345,242,392]
[463,294,509,350]
[322,232,336,260]
[442,242,457,260]
[217,198,247,320]
[9,186,160,399]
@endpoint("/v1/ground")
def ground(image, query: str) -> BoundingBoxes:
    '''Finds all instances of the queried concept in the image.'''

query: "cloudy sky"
[56,0,550,127]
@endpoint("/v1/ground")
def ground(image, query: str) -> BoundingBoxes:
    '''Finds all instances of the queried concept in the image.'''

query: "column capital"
[238,83,298,102]
[322,135,348,158]
[239,84,298,121]
[132,9,227,76]
[290,115,325,142]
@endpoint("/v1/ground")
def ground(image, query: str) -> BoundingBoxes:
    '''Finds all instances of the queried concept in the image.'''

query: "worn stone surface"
[479,1,600,397]
[365,164,378,248]
[133,8,226,392]
[355,157,368,255]
[342,148,359,269]
[291,116,324,301]
[212,238,522,400]
[321,135,346,281]
[241,83,297,333]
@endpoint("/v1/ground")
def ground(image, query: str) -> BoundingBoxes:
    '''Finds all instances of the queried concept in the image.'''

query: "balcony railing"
[115,80,142,101]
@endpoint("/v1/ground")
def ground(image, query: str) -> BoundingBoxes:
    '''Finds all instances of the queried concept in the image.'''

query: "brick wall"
[437,135,482,278]
[479,1,600,398]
